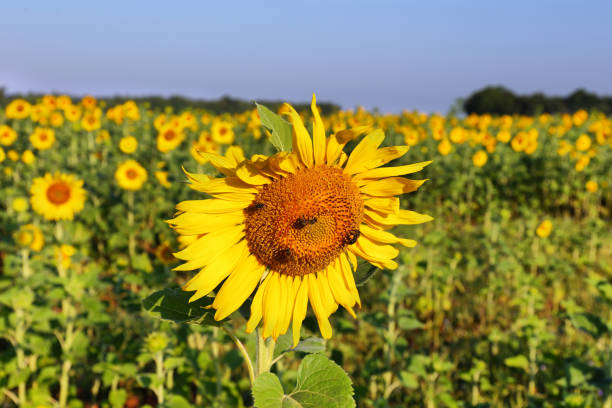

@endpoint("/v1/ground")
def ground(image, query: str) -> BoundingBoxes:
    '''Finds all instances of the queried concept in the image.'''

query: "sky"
[1,1,611,113]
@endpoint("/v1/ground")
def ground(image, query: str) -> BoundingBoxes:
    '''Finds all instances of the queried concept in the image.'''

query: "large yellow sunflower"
[169,95,432,346]
[115,159,148,190]
[31,172,86,220]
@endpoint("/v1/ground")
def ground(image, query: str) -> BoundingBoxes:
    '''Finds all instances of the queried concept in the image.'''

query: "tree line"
[463,86,612,115]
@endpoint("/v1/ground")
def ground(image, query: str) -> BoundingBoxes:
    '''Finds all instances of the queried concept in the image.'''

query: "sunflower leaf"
[253,354,355,408]
[142,287,222,326]
[352,260,379,287]
[256,102,293,152]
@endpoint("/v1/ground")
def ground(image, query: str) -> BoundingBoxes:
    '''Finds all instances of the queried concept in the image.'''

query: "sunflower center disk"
[46,182,71,205]
[244,165,363,277]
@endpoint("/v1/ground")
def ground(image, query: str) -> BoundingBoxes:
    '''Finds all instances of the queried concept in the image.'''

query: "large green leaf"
[256,103,292,152]
[253,354,355,408]
[142,287,220,325]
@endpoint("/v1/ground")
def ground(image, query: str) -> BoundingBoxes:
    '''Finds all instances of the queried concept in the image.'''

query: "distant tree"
[464,86,612,115]
[463,86,519,115]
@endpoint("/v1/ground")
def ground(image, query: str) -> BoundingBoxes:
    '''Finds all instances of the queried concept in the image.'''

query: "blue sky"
[1,1,611,113]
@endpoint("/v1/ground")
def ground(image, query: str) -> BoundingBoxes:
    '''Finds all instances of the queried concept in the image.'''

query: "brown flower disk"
[244,165,363,276]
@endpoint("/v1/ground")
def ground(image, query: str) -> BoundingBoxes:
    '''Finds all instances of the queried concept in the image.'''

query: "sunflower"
[0,125,17,146]
[157,124,185,153]
[169,95,432,346]
[211,120,235,144]
[30,127,56,150]
[14,224,44,252]
[115,160,148,190]
[31,172,86,221]
[5,99,32,119]
[119,136,138,154]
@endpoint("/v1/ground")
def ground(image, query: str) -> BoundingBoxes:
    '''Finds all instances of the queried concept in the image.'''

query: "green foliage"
[256,103,293,152]
[253,354,354,408]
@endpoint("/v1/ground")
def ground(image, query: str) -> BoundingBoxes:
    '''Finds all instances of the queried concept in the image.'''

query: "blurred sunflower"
[14,224,45,252]
[0,125,17,146]
[31,172,86,220]
[211,120,235,144]
[157,124,185,153]
[536,220,552,238]
[119,136,138,154]
[5,99,32,119]
[472,150,488,167]
[30,127,56,150]
[169,95,432,346]
[115,160,148,190]
[155,171,171,188]
[22,150,36,165]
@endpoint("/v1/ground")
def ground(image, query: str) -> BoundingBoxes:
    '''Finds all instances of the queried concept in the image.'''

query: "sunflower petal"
[360,178,427,197]
[344,129,385,174]
[184,241,248,300]
[354,161,432,179]
[292,276,309,347]
[282,104,313,167]
[235,161,272,186]
[246,273,271,333]
[175,199,246,214]
[359,224,417,248]
[307,274,333,339]
[213,254,266,320]
[311,94,326,165]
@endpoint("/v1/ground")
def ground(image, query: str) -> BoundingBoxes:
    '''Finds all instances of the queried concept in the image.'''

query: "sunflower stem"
[127,191,135,263]
[223,327,255,387]
[255,329,276,376]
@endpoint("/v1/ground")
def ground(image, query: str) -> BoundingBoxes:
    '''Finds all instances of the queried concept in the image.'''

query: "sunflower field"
[0,94,611,408]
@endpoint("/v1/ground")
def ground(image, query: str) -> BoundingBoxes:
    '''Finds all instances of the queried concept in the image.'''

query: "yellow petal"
[263,272,282,339]
[213,254,266,320]
[197,152,237,176]
[344,129,385,174]
[279,276,297,336]
[184,241,248,300]
[246,275,270,333]
[188,177,258,195]
[317,269,339,317]
[225,146,245,166]
[359,224,417,248]
[235,161,272,186]
[327,260,357,318]
[173,225,244,262]
[363,146,410,170]
[365,208,434,229]
[167,211,244,235]
[339,252,361,306]
[356,234,399,260]
[354,161,432,180]
[348,246,398,270]
[308,274,333,339]
[282,103,313,167]
[292,276,309,347]
[175,199,246,214]
[360,178,427,197]
[363,197,400,214]
[311,94,326,165]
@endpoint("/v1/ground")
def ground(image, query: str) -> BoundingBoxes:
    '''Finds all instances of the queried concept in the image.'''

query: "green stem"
[154,350,165,404]
[21,249,31,279]
[222,327,255,387]
[128,191,135,263]
[255,329,276,376]
[15,308,27,405]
